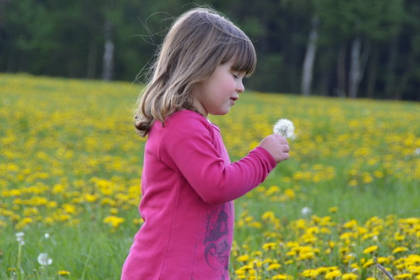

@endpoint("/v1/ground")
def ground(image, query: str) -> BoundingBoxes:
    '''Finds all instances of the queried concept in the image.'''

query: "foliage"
[0,0,419,100]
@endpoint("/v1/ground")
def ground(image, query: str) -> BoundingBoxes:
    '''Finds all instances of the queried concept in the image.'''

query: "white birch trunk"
[102,20,114,81]
[349,37,361,98]
[349,37,370,98]
[301,16,319,96]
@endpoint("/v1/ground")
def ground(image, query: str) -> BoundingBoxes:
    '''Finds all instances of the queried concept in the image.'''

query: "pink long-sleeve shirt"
[121,109,276,280]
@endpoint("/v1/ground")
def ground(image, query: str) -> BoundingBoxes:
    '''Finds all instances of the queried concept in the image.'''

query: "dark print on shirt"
[204,203,230,273]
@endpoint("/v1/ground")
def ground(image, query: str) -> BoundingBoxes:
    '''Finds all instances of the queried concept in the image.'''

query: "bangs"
[221,37,257,77]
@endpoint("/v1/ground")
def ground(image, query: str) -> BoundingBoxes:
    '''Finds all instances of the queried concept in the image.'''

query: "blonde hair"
[134,7,256,136]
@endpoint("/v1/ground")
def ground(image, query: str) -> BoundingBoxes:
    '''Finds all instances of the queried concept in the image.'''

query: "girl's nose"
[236,80,244,93]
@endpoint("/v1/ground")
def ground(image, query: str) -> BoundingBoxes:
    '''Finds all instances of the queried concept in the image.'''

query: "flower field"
[0,73,419,279]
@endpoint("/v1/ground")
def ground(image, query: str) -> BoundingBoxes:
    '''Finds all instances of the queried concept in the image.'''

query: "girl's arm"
[161,115,277,205]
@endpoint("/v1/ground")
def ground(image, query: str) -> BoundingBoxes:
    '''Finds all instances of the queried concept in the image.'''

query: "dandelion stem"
[17,243,22,280]
[376,263,395,280]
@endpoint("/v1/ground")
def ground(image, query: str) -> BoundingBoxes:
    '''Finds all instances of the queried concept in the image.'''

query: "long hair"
[134,7,256,136]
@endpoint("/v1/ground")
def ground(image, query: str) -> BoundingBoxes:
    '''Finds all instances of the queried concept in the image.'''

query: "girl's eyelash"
[232,73,240,79]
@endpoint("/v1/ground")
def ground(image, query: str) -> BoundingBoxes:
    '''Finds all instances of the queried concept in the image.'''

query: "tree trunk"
[102,19,114,81]
[349,37,370,98]
[349,38,362,98]
[301,16,319,96]
[336,44,347,97]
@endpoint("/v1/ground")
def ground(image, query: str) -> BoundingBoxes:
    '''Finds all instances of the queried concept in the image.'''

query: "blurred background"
[1,0,419,101]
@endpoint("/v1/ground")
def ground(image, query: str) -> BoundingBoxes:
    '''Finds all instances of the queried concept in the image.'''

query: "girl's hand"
[259,134,290,163]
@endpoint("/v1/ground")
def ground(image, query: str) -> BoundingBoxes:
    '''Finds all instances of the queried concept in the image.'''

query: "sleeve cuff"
[254,146,277,169]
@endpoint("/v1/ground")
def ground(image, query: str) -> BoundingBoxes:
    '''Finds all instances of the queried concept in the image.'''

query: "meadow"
[0,73,419,279]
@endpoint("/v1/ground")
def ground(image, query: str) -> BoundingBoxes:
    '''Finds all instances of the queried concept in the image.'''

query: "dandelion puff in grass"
[16,232,25,246]
[37,253,52,266]
[273,119,295,139]
[301,207,312,217]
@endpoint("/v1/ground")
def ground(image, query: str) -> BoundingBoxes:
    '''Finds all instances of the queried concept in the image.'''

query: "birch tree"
[301,16,319,96]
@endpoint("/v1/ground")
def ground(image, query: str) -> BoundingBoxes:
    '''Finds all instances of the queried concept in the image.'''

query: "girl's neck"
[191,98,208,117]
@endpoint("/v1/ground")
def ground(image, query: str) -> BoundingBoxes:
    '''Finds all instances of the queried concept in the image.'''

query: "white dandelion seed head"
[37,253,53,266]
[273,118,295,139]
[44,233,50,239]
[415,148,420,156]
[301,207,312,217]
[16,232,25,245]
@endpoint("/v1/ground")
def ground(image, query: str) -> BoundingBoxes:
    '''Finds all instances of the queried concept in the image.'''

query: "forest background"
[1,0,419,101]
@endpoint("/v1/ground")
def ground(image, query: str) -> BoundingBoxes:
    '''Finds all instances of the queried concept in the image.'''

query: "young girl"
[121,7,290,280]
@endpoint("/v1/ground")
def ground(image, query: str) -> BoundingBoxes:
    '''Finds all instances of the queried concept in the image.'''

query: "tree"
[315,0,404,98]
[301,16,319,96]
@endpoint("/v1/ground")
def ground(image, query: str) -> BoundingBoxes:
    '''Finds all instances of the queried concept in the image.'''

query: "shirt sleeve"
[160,115,277,205]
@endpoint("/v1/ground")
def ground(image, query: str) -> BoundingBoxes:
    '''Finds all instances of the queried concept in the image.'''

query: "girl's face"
[192,61,245,116]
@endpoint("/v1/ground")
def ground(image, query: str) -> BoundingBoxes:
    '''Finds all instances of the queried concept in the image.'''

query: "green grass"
[0,73,419,279]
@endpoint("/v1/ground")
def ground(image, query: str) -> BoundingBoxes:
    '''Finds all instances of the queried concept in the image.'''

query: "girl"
[121,7,290,280]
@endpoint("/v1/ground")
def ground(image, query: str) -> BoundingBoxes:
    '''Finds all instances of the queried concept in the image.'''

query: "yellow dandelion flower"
[342,273,358,280]
[349,179,358,187]
[284,188,295,199]
[362,173,373,183]
[343,220,358,229]
[252,251,262,257]
[325,270,342,279]
[329,207,338,213]
[363,259,375,268]
[263,242,277,251]
[395,274,412,279]
[62,204,76,214]
[84,193,97,203]
[103,215,124,228]
[272,274,288,280]
[268,263,281,271]
[394,232,405,241]
[317,267,329,274]
[373,170,384,178]
[237,254,249,262]
[265,185,280,196]
[301,269,318,278]
[363,245,379,254]
[262,211,275,221]
[57,270,70,276]
[407,265,420,274]
[377,257,391,264]
[393,247,408,254]
[15,217,33,230]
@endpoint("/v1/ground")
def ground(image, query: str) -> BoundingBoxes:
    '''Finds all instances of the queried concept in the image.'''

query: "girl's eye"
[232,73,239,79]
